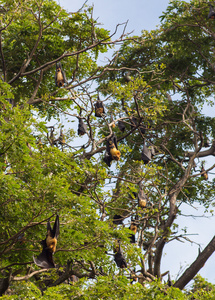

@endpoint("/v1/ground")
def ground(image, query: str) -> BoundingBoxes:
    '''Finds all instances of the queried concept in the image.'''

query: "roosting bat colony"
[34,32,212,275]
[33,6,215,276]
[33,60,157,273]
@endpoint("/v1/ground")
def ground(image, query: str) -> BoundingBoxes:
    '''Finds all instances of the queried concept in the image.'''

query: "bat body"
[138,186,148,208]
[141,143,151,164]
[113,214,124,225]
[129,223,137,244]
[59,129,65,145]
[55,62,67,87]
[95,99,105,117]
[33,215,59,269]
[208,5,215,19]
[103,134,120,166]
[129,216,138,243]
[114,244,127,268]
[118,120,125,132]
[201,165,208,180]
[78,119,87,136]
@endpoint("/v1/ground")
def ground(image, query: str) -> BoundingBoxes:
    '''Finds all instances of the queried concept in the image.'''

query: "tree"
[0,0,215,298]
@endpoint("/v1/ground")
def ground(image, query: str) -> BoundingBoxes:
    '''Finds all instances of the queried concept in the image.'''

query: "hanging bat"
[78,118,87,136]
[141,142,151,164]
[113,242,127,268]
[201,163,208,180]
[59,128,65,145]
[129,217,138,243]
[138,185,148,208]
[118,120,125,132]
[33,215,59,269]
[108,134,120,161]
[113,214,124,225]
[150,145,155,157]
[55,62,67,87]
[95,97,105,117]
[208,4,215,19]
[103,134,121,166]
[103,151,112,167]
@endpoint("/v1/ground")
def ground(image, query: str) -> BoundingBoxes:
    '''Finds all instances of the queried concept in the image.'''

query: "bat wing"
[33,249,55,269]
[103,151,112,167]
[53,214,60,239]
[118,121,125,132]
[55,72,58,87]
[78,119,87,135]
[47,220,52,235]
[114,252,127,268]
[62,71,67,84]
[56,62,62,69]
[141,144,151,164]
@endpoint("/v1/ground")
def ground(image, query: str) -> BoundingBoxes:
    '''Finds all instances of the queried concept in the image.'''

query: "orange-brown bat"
[138,184,148,208]
[201,164,208,181]
[103,134,121,166]
[95,97,105,117]
[33,215,59,269]
[55,62,67,87]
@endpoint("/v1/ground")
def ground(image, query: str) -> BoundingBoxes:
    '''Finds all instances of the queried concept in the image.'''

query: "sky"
[58,0,215,286]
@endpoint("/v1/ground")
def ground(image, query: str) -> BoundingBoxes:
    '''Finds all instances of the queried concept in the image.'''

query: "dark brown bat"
[78,119,87,136]
[113,214,124,225]
[95,98,105,117]
[33,215,59,269]
[114,243,127,268]
[55,62,67,87]
[141,142,151,164]
[208,4,215,19]
[118,120,125,132]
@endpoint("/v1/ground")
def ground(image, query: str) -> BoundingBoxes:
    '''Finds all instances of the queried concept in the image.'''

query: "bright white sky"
[59,0,215,287]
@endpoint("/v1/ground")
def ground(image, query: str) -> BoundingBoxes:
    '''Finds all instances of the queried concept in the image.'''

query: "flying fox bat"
[95,98,105,117]
[129,217,138,243]
[59,128,65,145]
[114,243,127,268]
[201,163,208,181]
[55,62,67,87]
[33,215,59,269]
[208,4,215,19]
[138,185,148,208]
[141,142,151,164]
[78,118,87,136]
[118,120,125,132]
[103,134,121,166]
[113,214,124,225]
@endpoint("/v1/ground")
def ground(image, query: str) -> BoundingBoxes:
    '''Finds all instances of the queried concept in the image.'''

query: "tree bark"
[174,235,215,290]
